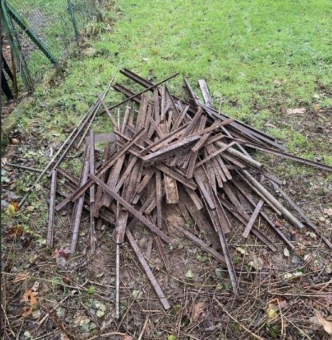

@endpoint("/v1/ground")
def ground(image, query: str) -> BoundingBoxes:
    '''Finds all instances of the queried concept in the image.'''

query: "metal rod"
[126,228,171,310]
[241,170,305,229]
[115,243,120,319]
[4,162,42,172]
[47,169,57,247]
[107,72,179,112]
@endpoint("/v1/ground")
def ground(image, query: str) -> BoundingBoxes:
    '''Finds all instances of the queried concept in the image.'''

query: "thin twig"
[37,295,69,329]
[138,316,149,340]
[87,332,128,340]
[213,297,265,340]
[1,304,16,338]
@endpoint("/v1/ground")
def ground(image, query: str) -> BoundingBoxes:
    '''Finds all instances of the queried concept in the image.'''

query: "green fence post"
[67,0,79,43]
[1,0,33,92]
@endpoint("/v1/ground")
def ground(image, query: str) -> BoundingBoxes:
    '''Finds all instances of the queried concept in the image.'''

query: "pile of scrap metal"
[42,69,332,313]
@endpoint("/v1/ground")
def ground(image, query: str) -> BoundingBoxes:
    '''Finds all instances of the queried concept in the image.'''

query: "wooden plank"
[182,115,206,172]
[136,167,155,193]
[242,200,264,238]
[164,174,179,204]
[93,143,111,217]
[141,122,189,155]
[181,107,203,138]
[102,155,125,207]
[153,87,161,124]
[179,187,219,249]
[187,118,233,140]
[220,197,277,252]
[89,130,96,253]
[183,186,203,210]
[141,134,200,161]
[126,229,170,310]
[191,132,211,153]
[136,93,149,128]
[155,164,197,190]
[198,79,214,108]
[64,128,146,206]
[214,194,232,234]
[195,141,236,168]
[174,105,190,129]
[155,170,163,228]
[114,208,128,244]
[124,158,141,203]
[178,199,191,222]
[205,200,239,296]
[186,151,198,179]
[194,167,215,209]
[233,182,295,249]
[90,174,172,244]
[204,158,217,195]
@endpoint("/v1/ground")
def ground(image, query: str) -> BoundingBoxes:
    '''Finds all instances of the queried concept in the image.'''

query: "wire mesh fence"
[4,0,103,85]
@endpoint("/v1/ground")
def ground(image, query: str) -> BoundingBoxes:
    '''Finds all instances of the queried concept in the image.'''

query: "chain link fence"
[4,0,104,86]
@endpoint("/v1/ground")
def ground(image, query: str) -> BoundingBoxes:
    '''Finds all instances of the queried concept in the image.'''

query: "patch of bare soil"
[1,101,332,340]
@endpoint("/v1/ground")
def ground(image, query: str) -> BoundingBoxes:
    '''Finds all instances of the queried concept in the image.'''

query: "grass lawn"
[15,0,332,162]
[2,0,332,339]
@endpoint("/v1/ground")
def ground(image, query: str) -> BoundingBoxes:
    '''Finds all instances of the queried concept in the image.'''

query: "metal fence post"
[67,0,79,43]
[1,0,33,92]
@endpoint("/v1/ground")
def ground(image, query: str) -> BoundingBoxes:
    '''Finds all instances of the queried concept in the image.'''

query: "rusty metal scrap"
[45,69,332,315]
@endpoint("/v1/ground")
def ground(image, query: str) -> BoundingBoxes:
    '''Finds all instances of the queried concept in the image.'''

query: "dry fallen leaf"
[248,257,264,270]
[286,108,306,114]
[5,226,24,238]
[52,247,71,259]
[122,336,133,340]
[13,272,29,283]
[192,302,205,321]
[315,310,332,335]
[283,248,290,257]
[22,289,39,317]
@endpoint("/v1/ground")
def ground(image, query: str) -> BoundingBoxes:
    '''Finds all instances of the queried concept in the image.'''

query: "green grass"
[9,0,332,179]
